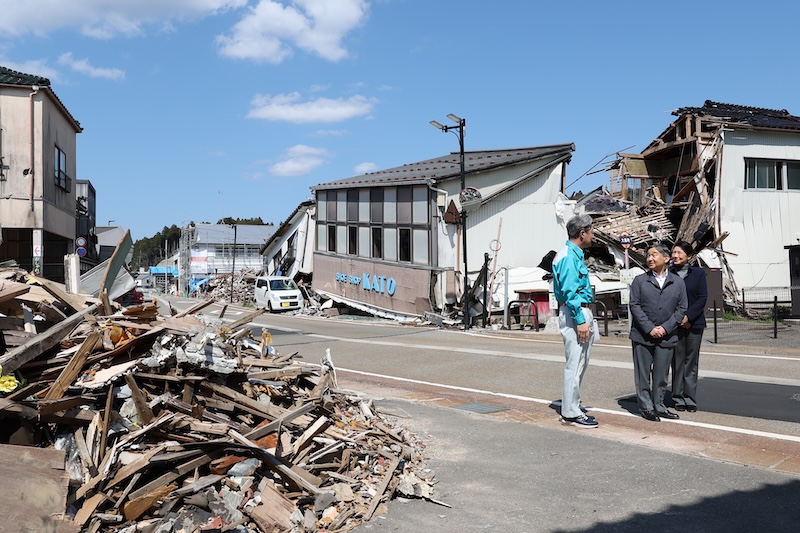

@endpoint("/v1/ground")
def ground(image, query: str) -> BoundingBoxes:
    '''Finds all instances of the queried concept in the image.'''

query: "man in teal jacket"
[552,214,598,428]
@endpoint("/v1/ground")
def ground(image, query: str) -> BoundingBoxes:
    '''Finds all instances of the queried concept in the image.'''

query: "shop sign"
[336,272,397,296]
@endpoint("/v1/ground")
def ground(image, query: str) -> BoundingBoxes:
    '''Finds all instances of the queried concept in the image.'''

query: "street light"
[430,113,470,329]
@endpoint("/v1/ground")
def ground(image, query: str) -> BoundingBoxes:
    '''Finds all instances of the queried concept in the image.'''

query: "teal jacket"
[552,240,593,325]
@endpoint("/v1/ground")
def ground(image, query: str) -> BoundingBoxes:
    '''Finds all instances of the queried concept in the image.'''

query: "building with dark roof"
[610,100,800,292]
[310,143,577,322]
[0,65,83,282]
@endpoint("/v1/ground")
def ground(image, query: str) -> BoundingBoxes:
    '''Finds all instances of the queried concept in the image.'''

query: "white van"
[254,276,304,311]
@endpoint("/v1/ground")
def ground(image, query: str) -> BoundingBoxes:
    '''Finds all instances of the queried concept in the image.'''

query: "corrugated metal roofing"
[0,65,82,131]
[312,143,575,191]
[676,100,800,131]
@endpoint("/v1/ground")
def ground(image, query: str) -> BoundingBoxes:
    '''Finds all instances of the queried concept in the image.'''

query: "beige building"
[0,66,82,282]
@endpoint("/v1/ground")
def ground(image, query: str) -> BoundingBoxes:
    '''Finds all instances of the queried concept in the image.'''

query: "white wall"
[465,164,571,273]
[719,130,800,288]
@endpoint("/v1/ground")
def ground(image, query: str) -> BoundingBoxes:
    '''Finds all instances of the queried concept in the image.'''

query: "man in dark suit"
[629,243,687,422]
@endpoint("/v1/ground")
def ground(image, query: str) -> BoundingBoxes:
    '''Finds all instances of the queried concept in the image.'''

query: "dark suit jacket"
[629,270,687,348]
[672,265,708,330]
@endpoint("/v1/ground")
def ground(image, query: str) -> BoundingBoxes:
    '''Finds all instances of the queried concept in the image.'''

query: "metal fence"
[707,286,797,345]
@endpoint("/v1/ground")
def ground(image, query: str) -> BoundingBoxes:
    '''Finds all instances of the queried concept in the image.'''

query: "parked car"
[254,276,303,311]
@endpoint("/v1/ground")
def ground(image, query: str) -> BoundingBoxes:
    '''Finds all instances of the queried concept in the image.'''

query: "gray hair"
[566,214,593,239]
[648,243,671,258]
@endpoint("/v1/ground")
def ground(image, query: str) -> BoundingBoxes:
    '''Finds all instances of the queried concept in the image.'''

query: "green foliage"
[216,217,271,226]
[131,224,181,271]
[766,305,792,321]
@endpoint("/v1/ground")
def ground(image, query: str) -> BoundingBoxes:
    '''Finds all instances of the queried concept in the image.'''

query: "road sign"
[33,245,41,257]
[76,247,87,257]
[76,236,87,247]
[619,231,632,249]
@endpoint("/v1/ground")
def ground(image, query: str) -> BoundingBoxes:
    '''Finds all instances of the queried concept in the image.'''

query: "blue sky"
[2,1,799,240]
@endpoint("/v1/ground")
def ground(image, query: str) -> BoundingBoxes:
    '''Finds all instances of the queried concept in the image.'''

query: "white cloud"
[270,144,329,176]
[315,129,347,136]
[0,1,247,39]
[0,59,60,81]
[58,52,125,81]
[216,0,368,63]
[247,92,376,123]
[354,162,378,174]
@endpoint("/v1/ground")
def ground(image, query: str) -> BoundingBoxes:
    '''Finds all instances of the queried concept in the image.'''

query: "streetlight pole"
[430,114,470,329]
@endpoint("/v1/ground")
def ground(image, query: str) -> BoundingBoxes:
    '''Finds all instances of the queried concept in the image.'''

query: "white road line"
[327,365,800,445]
[307,333,800,387]
[465,330,800,361]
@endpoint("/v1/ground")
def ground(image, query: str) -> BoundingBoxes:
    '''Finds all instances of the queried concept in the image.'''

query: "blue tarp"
[150,266,179,276]
[189,277,210,292]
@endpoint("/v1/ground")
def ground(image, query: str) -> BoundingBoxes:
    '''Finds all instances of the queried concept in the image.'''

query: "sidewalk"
[345,379,800,533]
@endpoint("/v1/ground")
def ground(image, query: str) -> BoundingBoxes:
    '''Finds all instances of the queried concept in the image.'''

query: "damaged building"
[599,100,800,308]
[310,143,578,323]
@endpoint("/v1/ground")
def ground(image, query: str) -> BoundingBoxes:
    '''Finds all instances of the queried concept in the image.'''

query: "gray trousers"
[672,329,703,408]
[559,306,597,419]
[632,342,673,413]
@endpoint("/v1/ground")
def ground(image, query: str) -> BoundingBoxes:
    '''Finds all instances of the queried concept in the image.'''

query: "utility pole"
[430,113,470,329]
[230,224,237,302]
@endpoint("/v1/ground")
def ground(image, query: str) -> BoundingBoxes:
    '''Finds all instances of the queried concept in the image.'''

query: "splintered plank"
[364,456,401,521]
[44,332,101,400]
[246,481,295,531]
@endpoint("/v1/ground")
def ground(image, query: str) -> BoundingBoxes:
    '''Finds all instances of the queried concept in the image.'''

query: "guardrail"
[506,299,540,331]
[503,299,609,337]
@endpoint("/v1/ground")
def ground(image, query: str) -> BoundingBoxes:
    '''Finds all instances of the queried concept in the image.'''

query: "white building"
[259,200,315,280]
[184,223,276,281]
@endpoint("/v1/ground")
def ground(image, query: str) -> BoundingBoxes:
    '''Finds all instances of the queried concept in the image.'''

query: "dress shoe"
[674,405,686,412]
[686,406,697,413]
[641,410,660,422]
[656,410,680,420]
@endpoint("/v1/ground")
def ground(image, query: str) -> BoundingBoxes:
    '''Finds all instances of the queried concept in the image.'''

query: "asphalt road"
[162,297,800,532]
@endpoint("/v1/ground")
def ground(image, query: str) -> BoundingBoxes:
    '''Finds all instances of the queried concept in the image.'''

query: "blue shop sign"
[335,272,396,296]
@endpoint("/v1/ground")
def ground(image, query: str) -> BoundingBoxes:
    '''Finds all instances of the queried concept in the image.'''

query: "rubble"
[0,266,439,532]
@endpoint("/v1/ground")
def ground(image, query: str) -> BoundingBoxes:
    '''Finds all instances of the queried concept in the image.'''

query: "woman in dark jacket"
[670,240,708,412]
[629,244,687,422]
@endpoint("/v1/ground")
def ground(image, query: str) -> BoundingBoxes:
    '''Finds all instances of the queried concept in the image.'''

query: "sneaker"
[560,414,598,428]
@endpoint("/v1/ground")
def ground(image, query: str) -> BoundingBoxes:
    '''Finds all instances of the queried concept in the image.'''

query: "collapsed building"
[589,100,800,311]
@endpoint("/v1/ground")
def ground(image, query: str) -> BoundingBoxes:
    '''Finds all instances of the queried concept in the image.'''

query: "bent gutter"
[29,85,39,210]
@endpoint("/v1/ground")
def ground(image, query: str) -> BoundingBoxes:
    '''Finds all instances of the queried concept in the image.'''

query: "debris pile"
[200,268,261,304]
[0,267,438,532]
